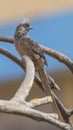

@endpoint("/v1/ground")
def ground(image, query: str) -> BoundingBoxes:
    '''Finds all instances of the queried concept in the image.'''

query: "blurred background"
[0,0,73,129]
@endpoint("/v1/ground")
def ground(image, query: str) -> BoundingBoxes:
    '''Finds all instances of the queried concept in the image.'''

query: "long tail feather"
[39,68,64,121]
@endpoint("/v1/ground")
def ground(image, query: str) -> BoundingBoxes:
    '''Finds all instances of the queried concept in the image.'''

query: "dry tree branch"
[52,92,73,124]
[0,47,25,69]
[12,55,35,102]
[0,47,73,129]
[0,99,71,130]
[0,36,73,73]
[41,45,73,73]
[0,46,60,90]
[0,36,73,129]
[0,46,73,121]
[28,96,54,108]
[0,55,72,130]
[0,36,14,43]
[35,75,60,91]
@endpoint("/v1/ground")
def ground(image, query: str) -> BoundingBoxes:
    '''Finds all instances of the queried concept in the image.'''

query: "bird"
[14,18,63,121]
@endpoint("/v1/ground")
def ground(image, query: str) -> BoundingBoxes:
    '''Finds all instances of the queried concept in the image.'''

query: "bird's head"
[14,18,32,40]
[21,18,32,31]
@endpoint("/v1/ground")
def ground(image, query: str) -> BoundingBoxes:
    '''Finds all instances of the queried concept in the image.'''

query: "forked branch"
[0,36,73,129]
[0,55,72,130]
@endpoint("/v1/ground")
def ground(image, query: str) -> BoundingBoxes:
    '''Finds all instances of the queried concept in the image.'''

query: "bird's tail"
[39,68,64,121]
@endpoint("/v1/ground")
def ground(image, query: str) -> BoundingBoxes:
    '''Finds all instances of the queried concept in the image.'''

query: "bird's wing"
[27,37,48,66]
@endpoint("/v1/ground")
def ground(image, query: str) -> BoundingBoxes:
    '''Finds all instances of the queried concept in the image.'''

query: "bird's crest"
[22,18,30,25]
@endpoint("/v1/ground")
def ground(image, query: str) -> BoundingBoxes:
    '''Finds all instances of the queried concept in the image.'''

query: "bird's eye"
[25,24,29,28]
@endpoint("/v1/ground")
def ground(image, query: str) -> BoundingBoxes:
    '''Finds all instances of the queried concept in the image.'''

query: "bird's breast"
[14,39,44,69]
[15,40,29,56]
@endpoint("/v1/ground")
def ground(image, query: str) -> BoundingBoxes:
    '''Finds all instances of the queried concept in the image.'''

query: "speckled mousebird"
[14,18,64,121]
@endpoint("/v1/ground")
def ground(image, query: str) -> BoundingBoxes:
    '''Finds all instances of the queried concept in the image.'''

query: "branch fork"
[0,36,73,130]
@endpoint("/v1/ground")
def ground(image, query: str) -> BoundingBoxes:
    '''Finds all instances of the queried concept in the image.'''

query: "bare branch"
[35,74,60,91]
[0,47,59,91]
[0,36,73,73]
[0,46,73,119]
[41,45,73,73]
[28,96,53,108]
[0,47,25,69]
[0,100,71,130]
[28,94,73,124]
[0,36,73,129]
[52,92,73,124]
[48,75,60,90]
[12,55,35,102]
[0,36,14,43]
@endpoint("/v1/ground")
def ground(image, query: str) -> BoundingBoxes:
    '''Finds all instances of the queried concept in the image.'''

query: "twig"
[52,92,73,124]
[41,45,73,73]
[27,92,73,125]
[0,36,14,43]
[35,74,60,90]
[48,75,60,90]
[28,96,53,108]
[0,47,25,69]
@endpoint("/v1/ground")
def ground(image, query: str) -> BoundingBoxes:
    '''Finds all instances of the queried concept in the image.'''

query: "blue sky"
[0,11,73,81]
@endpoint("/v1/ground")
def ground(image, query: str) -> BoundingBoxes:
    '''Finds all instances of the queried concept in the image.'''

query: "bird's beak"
[28,26,33,30]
